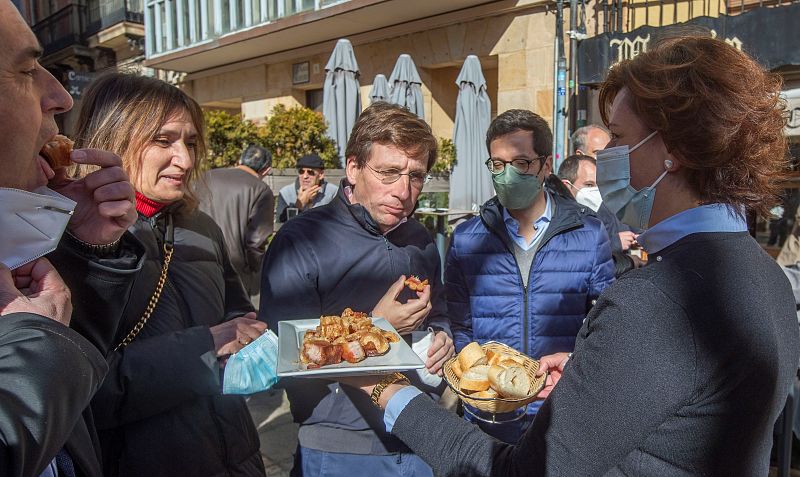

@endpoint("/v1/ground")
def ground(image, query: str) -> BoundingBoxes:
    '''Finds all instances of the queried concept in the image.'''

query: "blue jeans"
[290,446,433,477]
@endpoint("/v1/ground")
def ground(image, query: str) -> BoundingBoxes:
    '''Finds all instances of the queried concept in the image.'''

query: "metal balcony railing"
[31,4,88,56]
[591,0,799,34]
[87,0,145,33]
[31,0,144,57]
[145,0,348,58]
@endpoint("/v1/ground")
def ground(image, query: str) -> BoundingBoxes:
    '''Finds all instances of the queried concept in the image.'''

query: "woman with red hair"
[342,36,800,476]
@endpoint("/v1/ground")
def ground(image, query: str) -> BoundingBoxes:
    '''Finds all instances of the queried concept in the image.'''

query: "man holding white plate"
[259,102,454,477]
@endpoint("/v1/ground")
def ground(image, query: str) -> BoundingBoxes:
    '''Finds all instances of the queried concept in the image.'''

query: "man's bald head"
[571,125,611,159]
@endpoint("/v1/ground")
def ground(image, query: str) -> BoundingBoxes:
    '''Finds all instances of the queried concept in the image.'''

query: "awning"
[578,3,800,86]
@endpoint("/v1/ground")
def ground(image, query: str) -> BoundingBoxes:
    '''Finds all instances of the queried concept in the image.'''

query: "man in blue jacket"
[260,102,454,476]
[446,109,615,443]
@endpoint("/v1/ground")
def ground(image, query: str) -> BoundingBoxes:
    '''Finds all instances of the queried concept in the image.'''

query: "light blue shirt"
[637,203,748,254]
[383,385,423,432]
[502,192,553,251]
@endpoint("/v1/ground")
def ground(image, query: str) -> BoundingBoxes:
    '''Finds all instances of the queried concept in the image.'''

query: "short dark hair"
[240,144,272,171]
[346,102,438,171]
[486,109,552,159]
[558,154,596,183]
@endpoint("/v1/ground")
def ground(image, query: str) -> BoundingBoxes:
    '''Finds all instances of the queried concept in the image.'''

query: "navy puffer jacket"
[447,192,614,358]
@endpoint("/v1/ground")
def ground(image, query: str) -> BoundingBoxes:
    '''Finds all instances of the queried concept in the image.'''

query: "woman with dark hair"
[73,72,268,477]
[341,36,800,476]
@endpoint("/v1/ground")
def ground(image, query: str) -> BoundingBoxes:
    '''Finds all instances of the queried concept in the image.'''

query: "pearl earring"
[664,159,673,170]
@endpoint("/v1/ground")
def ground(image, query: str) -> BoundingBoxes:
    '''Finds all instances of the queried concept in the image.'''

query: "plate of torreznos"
[443,341,548,413]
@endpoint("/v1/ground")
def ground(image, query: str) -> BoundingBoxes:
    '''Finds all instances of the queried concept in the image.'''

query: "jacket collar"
[333,178,397,236]
[480,175,588,251]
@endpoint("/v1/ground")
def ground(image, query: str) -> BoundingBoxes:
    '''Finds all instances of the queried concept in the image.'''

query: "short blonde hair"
[74,72,206,211]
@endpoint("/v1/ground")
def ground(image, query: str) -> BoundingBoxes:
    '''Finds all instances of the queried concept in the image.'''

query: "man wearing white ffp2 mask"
[558,153,638,253]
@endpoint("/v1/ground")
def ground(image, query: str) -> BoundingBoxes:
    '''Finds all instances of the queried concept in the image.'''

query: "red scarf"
[135,191,168,218]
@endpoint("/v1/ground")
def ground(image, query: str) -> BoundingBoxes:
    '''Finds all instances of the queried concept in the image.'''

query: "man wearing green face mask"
[445,109,615,444]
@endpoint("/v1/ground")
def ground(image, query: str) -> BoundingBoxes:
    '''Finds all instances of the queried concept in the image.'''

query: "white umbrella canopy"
[388,54,424,119]
[449,55,495,212]
[369,74,390,103]
[323,39,362,166]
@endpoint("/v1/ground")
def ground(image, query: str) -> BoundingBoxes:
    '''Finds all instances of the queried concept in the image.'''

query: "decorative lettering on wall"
[710,30,744,50]
[609,34,651,63]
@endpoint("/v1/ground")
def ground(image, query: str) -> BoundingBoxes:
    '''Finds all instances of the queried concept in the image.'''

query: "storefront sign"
[785,89,800,137]
[578,3,800,85]
[66,70,94,100]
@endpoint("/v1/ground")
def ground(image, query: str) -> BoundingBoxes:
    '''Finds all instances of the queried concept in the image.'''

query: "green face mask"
[491,166,542,210]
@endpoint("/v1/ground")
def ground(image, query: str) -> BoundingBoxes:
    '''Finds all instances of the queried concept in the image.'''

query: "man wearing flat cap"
[277,154,338,222]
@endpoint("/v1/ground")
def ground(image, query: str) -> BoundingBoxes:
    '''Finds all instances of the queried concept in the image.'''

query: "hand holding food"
[371,275,432,334]
[49,148,137,246]
[447,342,542,406]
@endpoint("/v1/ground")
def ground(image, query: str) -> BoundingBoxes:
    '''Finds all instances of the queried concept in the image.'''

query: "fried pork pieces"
[300,308,401,369]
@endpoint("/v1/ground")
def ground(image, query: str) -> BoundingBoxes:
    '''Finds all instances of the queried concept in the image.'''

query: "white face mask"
[595,131,664,230]
[0,187,76,270]
[575,186,603,212]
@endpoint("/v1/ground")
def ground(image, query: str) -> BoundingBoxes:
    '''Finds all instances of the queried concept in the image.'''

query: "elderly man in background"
[199,144,275,301]
[571,123,611,158]
[0,2,142,475]
[276,153,338,223]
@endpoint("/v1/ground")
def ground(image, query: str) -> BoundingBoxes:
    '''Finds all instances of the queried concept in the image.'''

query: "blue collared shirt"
[383,386,424,432]
[502,192,553,251]
[637,203,747,254]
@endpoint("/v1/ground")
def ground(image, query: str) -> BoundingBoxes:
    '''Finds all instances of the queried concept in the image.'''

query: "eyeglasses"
[365,163,431,189]
[485,157,545,175]
[298,168,319,176]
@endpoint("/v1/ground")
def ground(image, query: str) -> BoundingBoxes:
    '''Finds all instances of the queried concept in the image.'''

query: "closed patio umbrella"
[323,38,361,166]
[369,74,390,103]
[449,55,494,211]
[388,54,424,119]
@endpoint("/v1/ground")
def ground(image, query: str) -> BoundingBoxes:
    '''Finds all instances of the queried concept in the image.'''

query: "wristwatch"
[64,232,121,257]
[370,372,410,407]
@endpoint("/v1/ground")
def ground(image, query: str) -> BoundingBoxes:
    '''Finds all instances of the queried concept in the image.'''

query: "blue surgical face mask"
[223,329,280,395]
[595,131,666,230]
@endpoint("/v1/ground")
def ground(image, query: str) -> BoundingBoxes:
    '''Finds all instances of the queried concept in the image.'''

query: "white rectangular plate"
[277,317,425,377]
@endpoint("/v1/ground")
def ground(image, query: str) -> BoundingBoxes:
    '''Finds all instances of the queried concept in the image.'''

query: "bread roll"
[474,388,499,399]
[451,359,463,378]
[458,342,487,371]
[487,364,506,385]
[491,365,531,399]
[459,364,490,392]
[499,357,525,368]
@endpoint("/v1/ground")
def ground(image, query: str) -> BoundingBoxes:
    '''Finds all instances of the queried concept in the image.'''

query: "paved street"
[248,389,298,477]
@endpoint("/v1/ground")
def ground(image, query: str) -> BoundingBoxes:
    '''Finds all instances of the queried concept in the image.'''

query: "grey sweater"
[393,232,800,476]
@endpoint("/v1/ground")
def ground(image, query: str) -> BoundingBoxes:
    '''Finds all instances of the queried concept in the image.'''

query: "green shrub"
[203,110,264,169]
[260,104,339,169]
[431,137,456,175]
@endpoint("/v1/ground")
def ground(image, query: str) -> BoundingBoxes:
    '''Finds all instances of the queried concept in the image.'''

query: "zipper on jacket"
[382,235,395,277]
